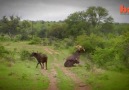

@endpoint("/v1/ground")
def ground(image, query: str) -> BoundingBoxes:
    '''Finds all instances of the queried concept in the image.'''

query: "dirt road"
[41,47,91,90]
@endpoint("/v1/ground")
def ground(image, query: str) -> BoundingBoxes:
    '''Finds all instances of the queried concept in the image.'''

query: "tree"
[65,6,114,36]
[20,20,31,40]
[38,27,47,38]
[0,16,21,38]
[65,11,90,36]
[49,23,67,39]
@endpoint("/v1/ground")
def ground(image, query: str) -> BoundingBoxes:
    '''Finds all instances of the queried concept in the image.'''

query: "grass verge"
[56,67,75,90]
[0,59,49,90]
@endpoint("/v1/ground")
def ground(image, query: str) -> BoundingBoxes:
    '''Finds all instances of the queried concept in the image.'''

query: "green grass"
[92,71,129,90]
[1,41,52,53]
[56,67,75,90]
[0,59,49,90]
[70,64,129,90]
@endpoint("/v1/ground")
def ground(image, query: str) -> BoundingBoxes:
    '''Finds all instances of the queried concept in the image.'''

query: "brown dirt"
[41,54,59,90]
[44,48,53,55]
[41,68,58,90]
[55,63,91,90]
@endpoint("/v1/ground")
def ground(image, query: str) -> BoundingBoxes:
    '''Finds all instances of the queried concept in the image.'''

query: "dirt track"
[41,47,91,90]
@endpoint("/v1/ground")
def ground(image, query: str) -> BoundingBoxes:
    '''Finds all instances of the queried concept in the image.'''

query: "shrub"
[92,47,115,67]
[0,34,11,41]
[20,50,31,61]
[76,34,104,53]
[0,45,9,58]
[63,38,74,48]
[91,36,128,70]
[15,34,30,41]
[28,37,42,45]
[42,38,50,46]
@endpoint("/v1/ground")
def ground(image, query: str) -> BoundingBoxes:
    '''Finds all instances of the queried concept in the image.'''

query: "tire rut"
[54,58,91,90]
[41,67,58,90]
[41,47,91,90]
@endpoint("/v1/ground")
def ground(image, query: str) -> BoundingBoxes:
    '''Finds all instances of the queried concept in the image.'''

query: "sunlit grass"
[56,67,75,90]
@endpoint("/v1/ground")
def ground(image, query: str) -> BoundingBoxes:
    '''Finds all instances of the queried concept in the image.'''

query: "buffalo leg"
[45,62,47,70]
[42,63,44,69]
[40,63,43,69]
[36,62,39,68]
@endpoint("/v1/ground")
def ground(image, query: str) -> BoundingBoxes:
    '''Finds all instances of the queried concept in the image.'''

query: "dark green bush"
[0,45,9,58]
[91,35,128,70]
[76,34,104,53]
[16,34,30,41]
[20,50,31,61]
[28,37,42,45]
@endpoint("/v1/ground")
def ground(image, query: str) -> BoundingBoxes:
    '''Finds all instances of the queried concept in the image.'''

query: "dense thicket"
[0,6,129,70]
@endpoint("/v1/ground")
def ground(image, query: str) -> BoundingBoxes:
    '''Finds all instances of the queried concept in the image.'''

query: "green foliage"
[65,11,89,36]
[0,16,21,38]
[20,50,31,61]
[100,20,114,34]
[42,38,51,46]
[120,32,129,68]
[76,34,104,53]
[29,37,42,45]
[63,37,74,47]
[65,6,113,36]
[76,34,93,52]
[0,45,9,58]
[91,35,129,70]
[0,34,11,41]
[92,47,115,66]
[48,23,67,39]
[17,34,30,41]
[38,28,47,38]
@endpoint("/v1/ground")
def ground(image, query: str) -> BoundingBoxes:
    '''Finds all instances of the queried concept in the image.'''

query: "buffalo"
[31,52,48,69]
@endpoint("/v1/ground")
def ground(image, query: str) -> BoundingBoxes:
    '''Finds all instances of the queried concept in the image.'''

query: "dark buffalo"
[31,52,48,69]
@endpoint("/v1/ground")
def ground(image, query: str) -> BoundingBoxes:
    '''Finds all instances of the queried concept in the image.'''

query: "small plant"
[20,50,31,61]
[0,45,9,58]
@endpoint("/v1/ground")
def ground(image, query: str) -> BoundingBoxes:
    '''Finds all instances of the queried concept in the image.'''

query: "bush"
[0,45,9,58]
[91,36,128,70]
[42,38,50,46]
[28,37,42,45]
[63,38,74,48]
[92,47,115,67]
[15,34,30,41]
[0,34,11,41]
[76,34,104,53]
[20,50,31,61]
